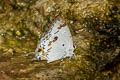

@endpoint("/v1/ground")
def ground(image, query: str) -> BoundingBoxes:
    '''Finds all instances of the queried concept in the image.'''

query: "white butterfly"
[34,19,75,63]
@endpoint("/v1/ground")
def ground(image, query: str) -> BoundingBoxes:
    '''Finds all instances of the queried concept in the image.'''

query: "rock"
[0,0,120,80]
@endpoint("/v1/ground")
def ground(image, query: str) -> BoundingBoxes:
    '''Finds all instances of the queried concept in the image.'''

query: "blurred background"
[0,0,120,80]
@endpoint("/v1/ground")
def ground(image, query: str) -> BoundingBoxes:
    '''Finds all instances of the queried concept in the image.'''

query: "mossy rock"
[0,0,120,80]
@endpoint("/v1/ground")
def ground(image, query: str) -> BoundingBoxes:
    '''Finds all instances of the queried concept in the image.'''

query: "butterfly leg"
[60,51,68,65]
[69,56,72,63]
[73,53,77,60]
[68,51,74,63]
[60,58,64,66]
[31,55,41,62]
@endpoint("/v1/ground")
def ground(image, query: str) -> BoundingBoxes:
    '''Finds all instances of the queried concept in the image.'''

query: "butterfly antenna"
[25,52,35,57]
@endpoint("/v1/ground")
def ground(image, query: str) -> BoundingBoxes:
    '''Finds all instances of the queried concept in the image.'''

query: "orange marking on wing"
[48,41,52,46]
[58,23,66,29]
[38,47,43,55]
[53,36,58,42]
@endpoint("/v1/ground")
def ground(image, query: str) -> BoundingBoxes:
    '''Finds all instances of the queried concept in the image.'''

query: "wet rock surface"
[0,0,120,80]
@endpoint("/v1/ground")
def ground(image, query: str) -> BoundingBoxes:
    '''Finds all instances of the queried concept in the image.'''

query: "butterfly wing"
[34,19,75,63]
[46,20,74,63]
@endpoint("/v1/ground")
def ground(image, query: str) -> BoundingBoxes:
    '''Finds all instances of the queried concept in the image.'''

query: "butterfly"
[34,18,75,63]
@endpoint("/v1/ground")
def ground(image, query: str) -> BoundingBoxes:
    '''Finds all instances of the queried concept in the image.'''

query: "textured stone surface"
[0,0,120,80]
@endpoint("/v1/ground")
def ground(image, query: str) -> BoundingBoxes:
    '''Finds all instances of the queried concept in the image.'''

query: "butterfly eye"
[38,47,43,55]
